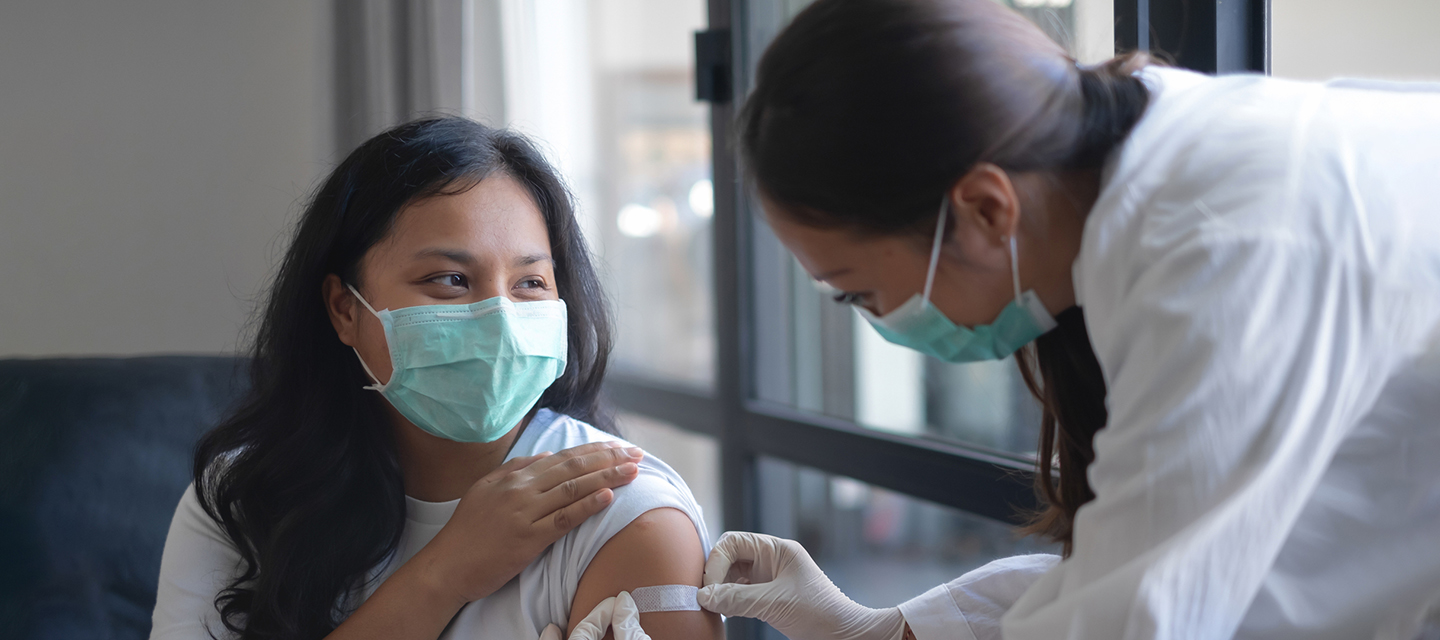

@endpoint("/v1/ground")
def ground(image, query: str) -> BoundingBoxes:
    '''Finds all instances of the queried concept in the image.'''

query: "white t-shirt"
[149,409,711,639]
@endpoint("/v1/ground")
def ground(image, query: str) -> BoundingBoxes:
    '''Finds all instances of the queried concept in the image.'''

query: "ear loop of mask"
[345,284,387,391]
[925,196,1024,307]
[1009,235,1022,302]
[920,197,949,305]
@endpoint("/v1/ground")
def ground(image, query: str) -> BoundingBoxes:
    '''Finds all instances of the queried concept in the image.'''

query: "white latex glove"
[697,531,906,640]
[539,591,652,640]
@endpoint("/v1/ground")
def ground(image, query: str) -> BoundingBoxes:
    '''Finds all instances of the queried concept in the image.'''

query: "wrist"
[407,546,469,611]
[326,549,468,640]
[831,604,906,640]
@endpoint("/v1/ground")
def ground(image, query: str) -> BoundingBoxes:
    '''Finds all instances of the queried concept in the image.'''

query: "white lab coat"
[897,68,1440,640]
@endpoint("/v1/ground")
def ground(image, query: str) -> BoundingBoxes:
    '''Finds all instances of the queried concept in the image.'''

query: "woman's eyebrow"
[514,253,554,267]
[411,248,552,268]
[413,247,476,264]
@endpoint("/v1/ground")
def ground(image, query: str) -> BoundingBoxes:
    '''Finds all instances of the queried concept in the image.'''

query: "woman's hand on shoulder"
[418,441,644,606]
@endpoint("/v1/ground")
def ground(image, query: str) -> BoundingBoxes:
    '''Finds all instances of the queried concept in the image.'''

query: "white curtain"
[333,0,505,153]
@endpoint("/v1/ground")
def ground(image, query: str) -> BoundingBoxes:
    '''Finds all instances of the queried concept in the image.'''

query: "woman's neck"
[388,403,525,502]
[1016,168,1102,314]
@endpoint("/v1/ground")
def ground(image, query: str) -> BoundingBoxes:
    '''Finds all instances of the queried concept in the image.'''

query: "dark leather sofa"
[0,356,248,640]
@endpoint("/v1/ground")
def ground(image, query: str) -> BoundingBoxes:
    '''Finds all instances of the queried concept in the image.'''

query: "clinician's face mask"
[855,199,1057,363]
[347,284,568,443]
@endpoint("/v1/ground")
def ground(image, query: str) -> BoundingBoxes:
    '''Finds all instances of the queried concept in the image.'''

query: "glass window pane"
[756,457,1060,621]
[742,0,1113,80]
[1010,0,1116,65]
[856,331,1046,457]
[497,0,715,388]
[1272,0,1440,81]
[746,0,1111,457]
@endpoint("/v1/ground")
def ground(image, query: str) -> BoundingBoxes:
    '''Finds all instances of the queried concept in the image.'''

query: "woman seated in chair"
[150,117,721,640]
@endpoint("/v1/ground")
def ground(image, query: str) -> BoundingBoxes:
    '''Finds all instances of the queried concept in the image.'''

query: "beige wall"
[1273,0,1440,81]
[0,0,335,357]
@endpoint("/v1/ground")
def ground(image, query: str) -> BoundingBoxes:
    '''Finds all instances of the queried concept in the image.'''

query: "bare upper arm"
[566,507,723,640]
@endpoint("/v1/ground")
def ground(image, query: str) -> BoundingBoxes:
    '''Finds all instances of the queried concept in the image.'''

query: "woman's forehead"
[765,204,921,281]
[376,174,552,263]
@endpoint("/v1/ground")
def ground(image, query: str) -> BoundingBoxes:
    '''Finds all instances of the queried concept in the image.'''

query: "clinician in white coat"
[620,0,1440,639]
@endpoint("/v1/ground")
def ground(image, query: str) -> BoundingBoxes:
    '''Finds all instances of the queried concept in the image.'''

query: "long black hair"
[740,0,1150,554]
[192,116,614,638]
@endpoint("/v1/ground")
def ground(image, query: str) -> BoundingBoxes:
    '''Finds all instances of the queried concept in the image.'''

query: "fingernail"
[596,489,614,504]
[625,447,644,457]
[618,462,638,474]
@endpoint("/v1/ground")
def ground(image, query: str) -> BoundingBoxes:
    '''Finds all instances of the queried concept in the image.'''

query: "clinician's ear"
[322,274,362,348]
[947,163,1022,246]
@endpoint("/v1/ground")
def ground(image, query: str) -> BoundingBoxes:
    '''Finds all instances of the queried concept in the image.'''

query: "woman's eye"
[517,278,547,290]
[429,273,467,288]
[832,292,865,306]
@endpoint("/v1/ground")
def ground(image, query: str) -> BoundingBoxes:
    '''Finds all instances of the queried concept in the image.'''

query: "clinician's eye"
[832,291,866,306]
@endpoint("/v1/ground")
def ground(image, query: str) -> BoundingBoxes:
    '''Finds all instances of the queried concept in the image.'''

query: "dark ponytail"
[1020,55,1149,552]
[739,0,1152,553]
[1069,54,1155,169]
[1014,309,1106,555]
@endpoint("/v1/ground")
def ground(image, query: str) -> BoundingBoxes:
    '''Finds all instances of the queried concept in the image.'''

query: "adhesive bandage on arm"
[629,585,701,613]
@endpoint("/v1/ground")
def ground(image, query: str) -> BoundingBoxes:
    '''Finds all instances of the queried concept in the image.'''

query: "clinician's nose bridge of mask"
[854,198,1056,363]
[788,191,1057,364]
[763,174,1048,328]
[778,164,1095,335]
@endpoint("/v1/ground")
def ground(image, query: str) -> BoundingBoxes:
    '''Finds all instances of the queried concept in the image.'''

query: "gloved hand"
[539,591,651,640]
[696,531,906,640]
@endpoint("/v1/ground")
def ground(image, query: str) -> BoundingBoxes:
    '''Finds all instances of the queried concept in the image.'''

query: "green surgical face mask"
[348,285,568,443]
[855,199,1057,363]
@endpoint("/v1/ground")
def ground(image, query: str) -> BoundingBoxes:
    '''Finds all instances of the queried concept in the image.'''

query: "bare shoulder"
[566,507,722,640]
